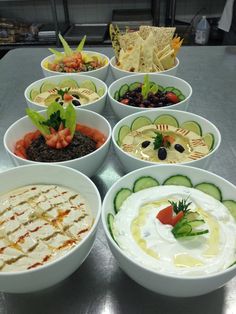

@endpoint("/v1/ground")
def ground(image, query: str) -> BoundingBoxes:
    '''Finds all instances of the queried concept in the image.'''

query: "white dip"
[113,185,236,277]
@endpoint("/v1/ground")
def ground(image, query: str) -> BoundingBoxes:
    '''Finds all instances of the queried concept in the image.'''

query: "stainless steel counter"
[0,46,236,314]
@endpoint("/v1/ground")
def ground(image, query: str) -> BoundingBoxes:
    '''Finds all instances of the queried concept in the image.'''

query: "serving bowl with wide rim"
[108,73,192,120]
[41,50,110,81]
[110,56,180,80]
[112,109,221,172]
[24,74,108,114]
[0,164,101,293]
[3,109,112,177]
[101,164,236,297]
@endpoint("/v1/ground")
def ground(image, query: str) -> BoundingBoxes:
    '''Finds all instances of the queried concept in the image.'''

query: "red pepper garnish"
[156,205,183,226]
[121,99,129,105]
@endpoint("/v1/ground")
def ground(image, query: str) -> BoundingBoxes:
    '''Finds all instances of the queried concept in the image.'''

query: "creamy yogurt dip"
[0,184,93,272]
[121,124,209,163]
[113,185,236,276]
[34,87,100,107]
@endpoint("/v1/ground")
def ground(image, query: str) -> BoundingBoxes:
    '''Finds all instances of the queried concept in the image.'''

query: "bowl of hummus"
[108,73,192,120]
[101,164,236,297]
[25,74,108,114]
[0,164,101,293]
[112,109,221,171]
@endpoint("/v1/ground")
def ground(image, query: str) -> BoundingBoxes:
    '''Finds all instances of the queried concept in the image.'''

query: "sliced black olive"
[72,94,80,99]
[141,141,151,148]
[72,99,81,106]
[55,97,60,102]
[158,147,167,160]
[59,101,64,106]
[174,144,185,153]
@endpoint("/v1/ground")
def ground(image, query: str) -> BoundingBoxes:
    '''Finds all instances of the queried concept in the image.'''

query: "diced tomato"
[121,99,129,105]
[24,132,36,148]
[166,92,179,104]
[172,211,184,226]
[156,205,173,225]
[14,149,27,159]
[63,93,73,101]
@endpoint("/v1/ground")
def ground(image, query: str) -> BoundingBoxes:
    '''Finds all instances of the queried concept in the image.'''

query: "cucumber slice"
[97,87,105,97]
[118,125,130,145]
[154,114,179,127]
[222,200,236,221]
[164,87,174,92]
[30,88,40,101]
[129,82,141,91]
[203,133,215,150]
[40,82,57,93]
[131,116,152,131]
[114,91,119,101]
[163,175,193,187]
[171,88,182,96]
[178,94,186,101]
[59,79,79,89]
[119,84,129,97]
[180,121,202,136]
[107,213,115,240]
[157,85,164,92]
[114,188,132,212]
[80,80,97,92]
[133,176,159,193]
[195,183,222,201]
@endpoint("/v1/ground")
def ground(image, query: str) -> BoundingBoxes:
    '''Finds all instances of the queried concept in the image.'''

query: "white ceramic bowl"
[108,73,192,120]
[0,164,101,293]
[112,109,221,172]
[24,74,108,114]
[102,164,236,297]
[110,56,179,80]
[4,109,111,177]
[41,51,109,81]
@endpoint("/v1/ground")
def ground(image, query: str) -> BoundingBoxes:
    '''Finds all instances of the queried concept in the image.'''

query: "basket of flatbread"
[109,25,183,79]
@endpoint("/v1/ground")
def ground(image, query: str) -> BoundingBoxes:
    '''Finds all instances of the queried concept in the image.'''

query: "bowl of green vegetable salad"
[102,164,236,297]
[108,73,192,120]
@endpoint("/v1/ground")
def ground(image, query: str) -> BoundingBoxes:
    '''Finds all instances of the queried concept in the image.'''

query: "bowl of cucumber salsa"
[102,164,236,297]
[112,109,221,172]
[108,73,192,120]
[25,74,107,114]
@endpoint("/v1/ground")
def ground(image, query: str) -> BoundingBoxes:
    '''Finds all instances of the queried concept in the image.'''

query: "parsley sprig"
[169,198,192,214]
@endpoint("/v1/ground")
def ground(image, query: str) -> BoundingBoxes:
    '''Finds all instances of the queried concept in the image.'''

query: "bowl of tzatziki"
[101,164,236,297]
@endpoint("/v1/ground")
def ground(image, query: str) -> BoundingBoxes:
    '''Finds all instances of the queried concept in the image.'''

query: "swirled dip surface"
[113,186,236,277]
[121,124,209,163]
[0,185,93,272]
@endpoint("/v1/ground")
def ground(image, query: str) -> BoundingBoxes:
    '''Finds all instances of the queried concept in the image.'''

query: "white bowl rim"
[112,108,221,166]
[3,109,112,165]
[108,72,192,111]
[24,73,108,109]
[0,163,101,276]
[102,163,236,280]
[109,55,180,74]
[41,50,110,75]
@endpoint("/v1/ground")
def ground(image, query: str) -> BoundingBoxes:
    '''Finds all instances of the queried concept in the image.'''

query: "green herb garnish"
[55,87,71,99]
[169,198,192,214]
[141,74,159,99]
[26,102,76,137]
[153,132,163,150]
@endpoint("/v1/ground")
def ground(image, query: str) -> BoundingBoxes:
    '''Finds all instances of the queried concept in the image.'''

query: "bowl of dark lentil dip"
[4,104,112,177]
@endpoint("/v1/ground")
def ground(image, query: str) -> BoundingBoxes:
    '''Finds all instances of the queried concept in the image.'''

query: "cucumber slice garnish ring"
[133,176,159,193]
[40,81,57,93]
[180,121,202,136]
[80,80,97,92]
[222,200,236,221]
[163,175,193,187]
[131,116,152,131]
[114,188,133,213]
[59,78,79,89]
[154,114,179,128]
[30,88,40,101]
[117,125,130,145]
[194,182,222,201]
[202,133,215,150]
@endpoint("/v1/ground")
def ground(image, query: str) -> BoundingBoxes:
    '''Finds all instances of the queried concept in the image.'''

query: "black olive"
[55,97,60,102]
[72,99,81,106]
[174,144,185,153]
[72,94,80,99]
[158,147,167,160]
[59,101,64,106]
[141,141,151,148]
